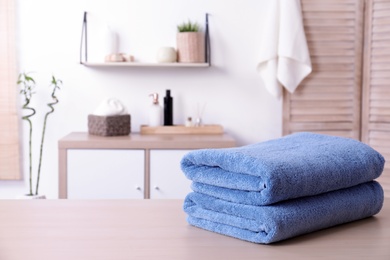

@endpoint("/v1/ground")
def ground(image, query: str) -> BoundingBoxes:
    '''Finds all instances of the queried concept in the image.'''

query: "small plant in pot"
[176,20,205,63]
[17,72,63,199]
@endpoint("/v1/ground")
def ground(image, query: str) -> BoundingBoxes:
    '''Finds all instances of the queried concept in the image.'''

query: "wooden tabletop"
[58,132,236,149]
[0,199,389,260]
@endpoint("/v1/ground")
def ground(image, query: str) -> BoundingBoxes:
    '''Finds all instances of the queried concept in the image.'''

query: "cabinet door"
[68,149,144,199]
[150,150,192,199]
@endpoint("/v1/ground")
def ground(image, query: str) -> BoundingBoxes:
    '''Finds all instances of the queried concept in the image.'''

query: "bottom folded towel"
[183,181,384,244]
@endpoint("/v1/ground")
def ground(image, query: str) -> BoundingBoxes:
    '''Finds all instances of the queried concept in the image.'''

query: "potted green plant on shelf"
[17,72,63,199]
[176,20,205,63]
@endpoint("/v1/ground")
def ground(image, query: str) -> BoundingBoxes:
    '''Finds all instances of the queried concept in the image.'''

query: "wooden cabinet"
[59,132,235,199]
[67,149,144,199]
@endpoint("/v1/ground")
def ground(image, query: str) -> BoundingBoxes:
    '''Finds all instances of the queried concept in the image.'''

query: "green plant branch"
[18,73,36,196]
[36,76,62,195]
[22,104,36,195]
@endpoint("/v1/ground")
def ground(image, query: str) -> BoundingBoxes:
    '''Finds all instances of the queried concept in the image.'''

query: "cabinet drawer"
[67,149,144,199]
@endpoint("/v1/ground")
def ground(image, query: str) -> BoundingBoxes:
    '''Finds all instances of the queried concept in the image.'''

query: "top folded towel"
[181,132,385,205]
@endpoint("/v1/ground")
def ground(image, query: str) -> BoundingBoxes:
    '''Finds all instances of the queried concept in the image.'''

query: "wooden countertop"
[0,199,389,260]
[58,132,236,149]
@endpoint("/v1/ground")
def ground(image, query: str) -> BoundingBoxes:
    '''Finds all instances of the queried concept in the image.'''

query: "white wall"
[0,0,282,198]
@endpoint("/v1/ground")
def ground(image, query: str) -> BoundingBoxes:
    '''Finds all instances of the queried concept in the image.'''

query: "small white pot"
[156,47,177,63]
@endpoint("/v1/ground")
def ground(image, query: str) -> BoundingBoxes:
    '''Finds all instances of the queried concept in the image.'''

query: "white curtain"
[0,0,20,179]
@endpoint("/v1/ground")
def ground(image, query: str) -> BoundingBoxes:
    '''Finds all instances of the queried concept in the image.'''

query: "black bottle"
[164,89,173,126]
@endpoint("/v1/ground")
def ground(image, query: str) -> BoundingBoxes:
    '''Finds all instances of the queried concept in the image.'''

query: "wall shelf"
[81,62,210,68]
[80,12,211,66]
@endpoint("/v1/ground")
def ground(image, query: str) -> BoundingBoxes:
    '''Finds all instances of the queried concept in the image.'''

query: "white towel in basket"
[93,98,128,116]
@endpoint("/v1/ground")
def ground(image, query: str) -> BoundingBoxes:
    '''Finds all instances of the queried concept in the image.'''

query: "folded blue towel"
[184,181,384,244]
[181,132,385,205]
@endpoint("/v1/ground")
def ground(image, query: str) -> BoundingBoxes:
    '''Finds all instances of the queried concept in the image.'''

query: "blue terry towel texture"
[181,132,385,205]
[181,132,385,244]
[183,181,384,244]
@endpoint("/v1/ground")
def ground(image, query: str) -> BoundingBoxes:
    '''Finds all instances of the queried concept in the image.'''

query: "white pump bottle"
[148,93,163,127]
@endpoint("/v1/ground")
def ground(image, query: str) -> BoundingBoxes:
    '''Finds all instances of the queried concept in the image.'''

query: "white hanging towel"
[257,0,312,98]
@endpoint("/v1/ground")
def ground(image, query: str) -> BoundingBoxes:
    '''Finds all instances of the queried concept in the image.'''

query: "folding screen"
[361,0,390,196]
[283,0,364,139]
[0,0,20,180]
[283,0,390,196]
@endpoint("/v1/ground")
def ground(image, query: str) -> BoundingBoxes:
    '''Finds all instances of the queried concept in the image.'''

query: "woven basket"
[176,32,205,63]
[88,114,131,136]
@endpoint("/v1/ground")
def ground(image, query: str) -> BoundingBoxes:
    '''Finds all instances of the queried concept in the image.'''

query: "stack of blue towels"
[181,132,385,244]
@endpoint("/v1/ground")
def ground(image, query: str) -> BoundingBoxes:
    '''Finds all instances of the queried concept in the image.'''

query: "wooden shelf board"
[81,62,210,68]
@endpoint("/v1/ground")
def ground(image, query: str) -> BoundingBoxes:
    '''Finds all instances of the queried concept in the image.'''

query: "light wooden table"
[0,200,389,260]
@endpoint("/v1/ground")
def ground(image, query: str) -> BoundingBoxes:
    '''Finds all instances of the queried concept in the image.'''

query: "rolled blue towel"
[181,132,385,205]
[184,181,384,244]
